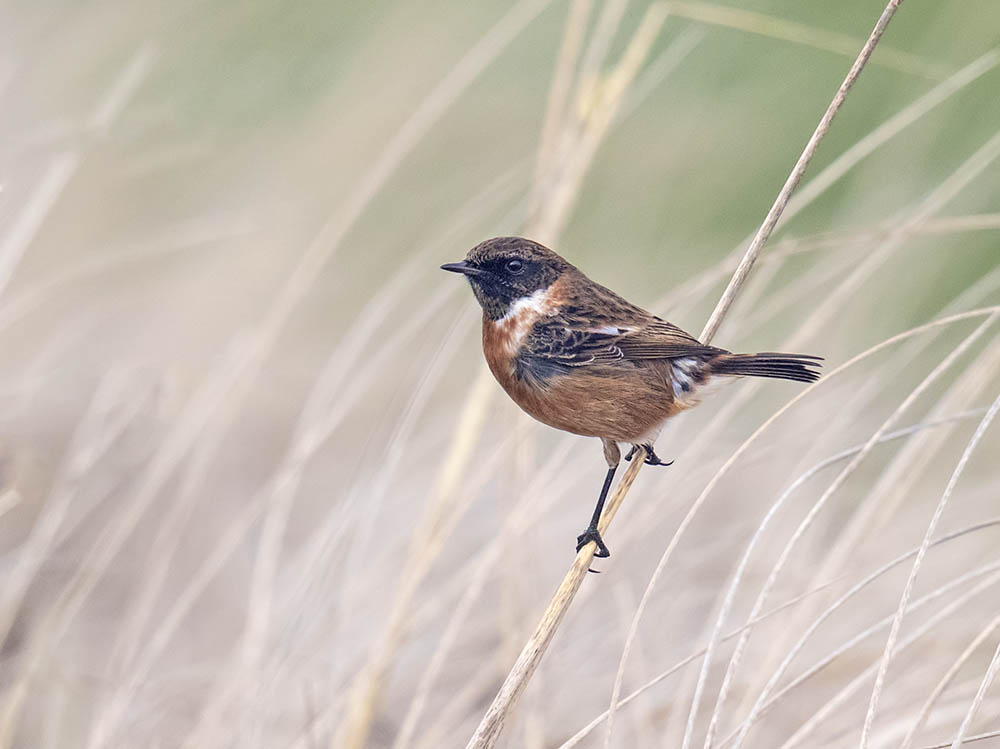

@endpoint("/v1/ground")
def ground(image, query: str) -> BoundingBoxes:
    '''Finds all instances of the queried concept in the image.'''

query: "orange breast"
[480,279,679,443]
[481,278,565,384]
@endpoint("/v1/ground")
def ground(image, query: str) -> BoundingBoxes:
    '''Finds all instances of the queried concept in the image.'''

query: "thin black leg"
[576,464,617,562]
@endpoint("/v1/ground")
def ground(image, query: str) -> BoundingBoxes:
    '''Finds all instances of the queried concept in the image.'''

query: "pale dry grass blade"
[619,26,706,121]
[0,369,149,649]
[656,48,1000,317]
[246,311,472,663]
[861,389,1000,748]
[736,256,1000,694]
[391,543,505,749]
[109,278,456,669]
[604,304,999,749]
[627,52,992,561]
[774,568,1000,749]
[725,314,997,749]
[332,367,497,748]
[467,4,926,744]
[714,531,999,746]
[170,325,473,748]
[557,585,840,749]
[664,1,946,79]
[284,431,527,749]
[558,420,997,748]
[528,2,669,244]
[413,653,510,749]
[0,334,257,742]
[0,489,20,520]
[531,0,592,200]
[700,406,993,747]
[786,127,1000,351]
[4,0,541,731]
[0,218,255,334]
[920,730,1000,749]
[672,130,1000,733]
[900,614,1000,749]
[0,44,156,301]
[464,8,676,746]
[467,450,647,749]
[391,438,585,748]
[809,333,1000,627]
[69,4,550,742]
[575,0,630,94]
[85,270,463,746]
[700,0,903,343]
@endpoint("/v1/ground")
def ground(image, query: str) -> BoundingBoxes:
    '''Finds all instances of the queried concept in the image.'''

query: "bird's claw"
[576,527,611,564]
[625,444,674,467]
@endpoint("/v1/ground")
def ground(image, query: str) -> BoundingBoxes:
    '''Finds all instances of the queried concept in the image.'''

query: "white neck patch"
[492,285,557,354]
[498,287,552,323]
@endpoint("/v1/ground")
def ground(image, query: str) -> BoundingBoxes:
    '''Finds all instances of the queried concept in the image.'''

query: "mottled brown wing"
[521,314,726,374]
[615,318,727,360]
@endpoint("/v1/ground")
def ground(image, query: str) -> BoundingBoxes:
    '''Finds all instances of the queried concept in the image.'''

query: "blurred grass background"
[1,0,999,747]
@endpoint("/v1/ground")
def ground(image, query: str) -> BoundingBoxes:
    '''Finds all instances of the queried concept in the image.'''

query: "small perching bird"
[442,237,821,561]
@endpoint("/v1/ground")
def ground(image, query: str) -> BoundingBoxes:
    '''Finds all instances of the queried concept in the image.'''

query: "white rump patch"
[670,357,711,408]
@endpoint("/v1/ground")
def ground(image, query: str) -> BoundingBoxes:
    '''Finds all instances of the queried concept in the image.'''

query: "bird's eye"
[505,259,524,274]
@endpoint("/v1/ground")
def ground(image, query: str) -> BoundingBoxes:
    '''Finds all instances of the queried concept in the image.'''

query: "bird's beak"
[440,261,485,277]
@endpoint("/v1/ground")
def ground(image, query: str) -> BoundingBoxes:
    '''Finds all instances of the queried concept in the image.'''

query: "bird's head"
[441,236,574,320]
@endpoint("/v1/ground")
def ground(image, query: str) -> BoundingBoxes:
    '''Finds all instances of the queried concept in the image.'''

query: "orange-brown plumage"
[443,236,821,560]
[482,295,682,445]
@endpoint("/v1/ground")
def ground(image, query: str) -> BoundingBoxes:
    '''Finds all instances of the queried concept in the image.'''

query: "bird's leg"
[576,439,621,569]
[576,464,616,561]
[625,443,673,467]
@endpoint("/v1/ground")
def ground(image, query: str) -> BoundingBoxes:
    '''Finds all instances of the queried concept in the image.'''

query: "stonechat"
[442,237,820,561]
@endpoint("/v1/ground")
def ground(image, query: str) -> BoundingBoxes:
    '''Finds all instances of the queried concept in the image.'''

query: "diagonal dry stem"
[468,3,907,747]
[664,1,945,79]
[699,0,906,344]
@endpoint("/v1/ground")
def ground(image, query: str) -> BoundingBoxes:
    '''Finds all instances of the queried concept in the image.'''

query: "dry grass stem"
[921,730,1000,749]
[467,3,911,746]
[861,387,1000,747]
[606,307,998,748]
[664,1,945,79]
[700,0,905,344]
[655,47,1000,316]
[0,44,157,302]
[717,315,998,749]
[901,613,1000,749]
[774,568,1000,749]
[559,420,997,748]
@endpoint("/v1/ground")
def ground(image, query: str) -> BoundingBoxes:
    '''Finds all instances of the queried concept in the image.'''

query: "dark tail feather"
[711,352,822,384]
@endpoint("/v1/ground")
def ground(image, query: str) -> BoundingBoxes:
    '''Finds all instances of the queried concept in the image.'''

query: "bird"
[442,236,821,562]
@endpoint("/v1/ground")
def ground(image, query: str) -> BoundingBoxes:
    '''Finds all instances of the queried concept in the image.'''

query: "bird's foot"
[576,525,611,568]
[625,444,674,467]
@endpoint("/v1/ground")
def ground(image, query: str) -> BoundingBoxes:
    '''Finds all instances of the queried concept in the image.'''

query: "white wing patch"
[585,325,633,335]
